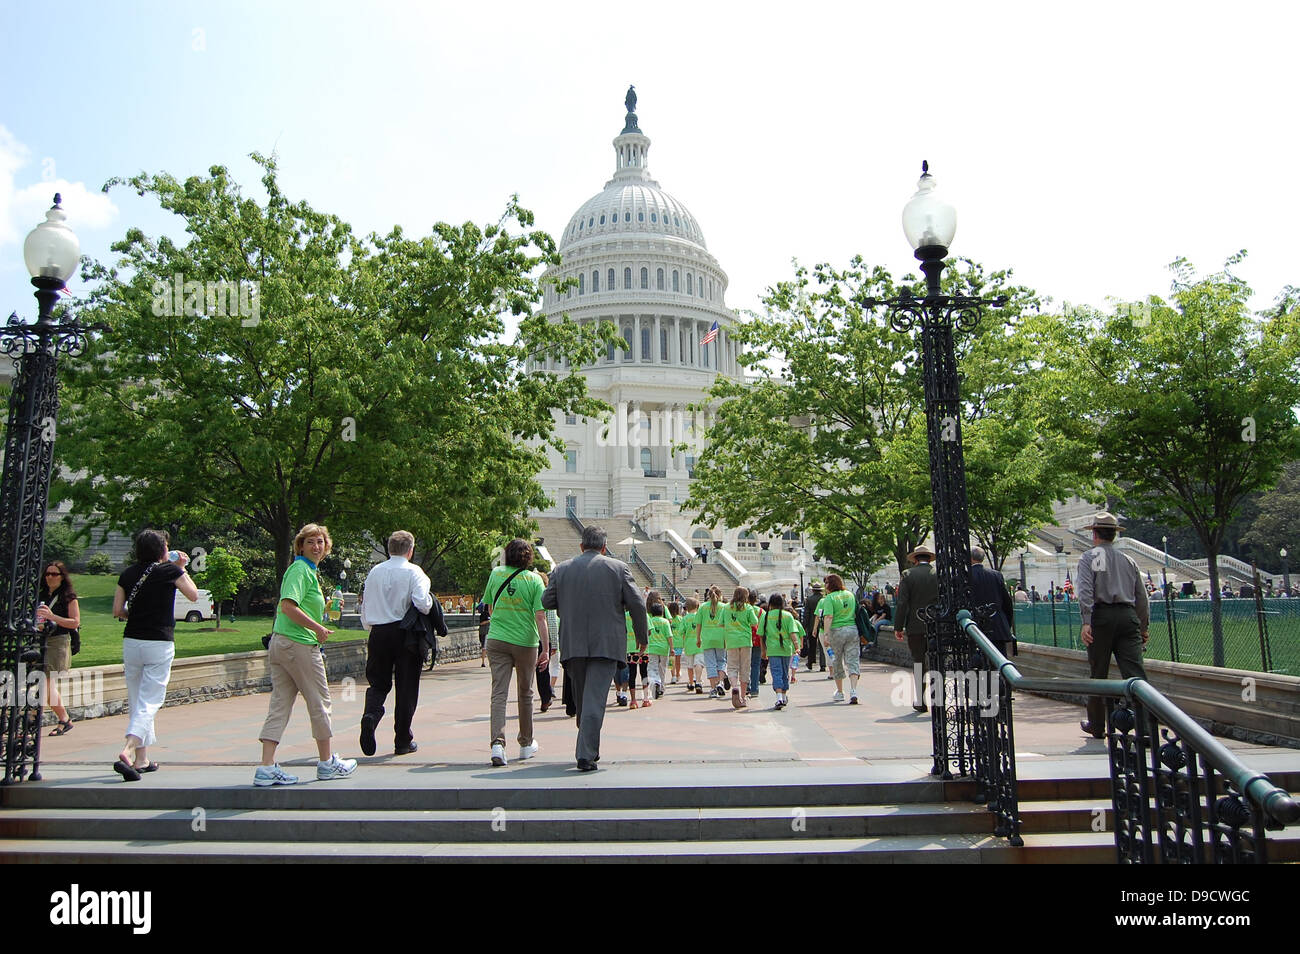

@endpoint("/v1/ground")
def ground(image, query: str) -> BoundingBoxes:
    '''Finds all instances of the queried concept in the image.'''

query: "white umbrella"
[615,536,646,546]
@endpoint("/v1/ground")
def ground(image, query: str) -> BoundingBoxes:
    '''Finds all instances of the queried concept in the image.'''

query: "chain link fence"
[1012,595,1299,676]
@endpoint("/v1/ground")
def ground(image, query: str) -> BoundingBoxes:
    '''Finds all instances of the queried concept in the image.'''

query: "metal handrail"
[631,549,656,583]
[565,507,585,537]
[956,609,1299,828]
[659,573,687,604]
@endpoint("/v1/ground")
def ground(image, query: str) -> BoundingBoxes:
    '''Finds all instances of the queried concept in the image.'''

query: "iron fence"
[1012,595,1300,675]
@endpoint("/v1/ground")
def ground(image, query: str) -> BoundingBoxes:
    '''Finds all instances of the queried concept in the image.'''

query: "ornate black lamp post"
[1,196,87,785]
[866,163,1006,780]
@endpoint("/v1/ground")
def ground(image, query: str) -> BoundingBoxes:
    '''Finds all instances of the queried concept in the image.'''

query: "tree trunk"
[1206,547,1225,668]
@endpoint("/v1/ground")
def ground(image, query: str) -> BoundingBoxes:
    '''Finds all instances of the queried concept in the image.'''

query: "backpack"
[855,600,873,641]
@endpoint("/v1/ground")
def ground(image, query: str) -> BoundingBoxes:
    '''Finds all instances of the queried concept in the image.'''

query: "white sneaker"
[316,754,357,780]
[491,743,508,767]
[253,763,297,787]
[519,741,539,761]
[832,691,846,702]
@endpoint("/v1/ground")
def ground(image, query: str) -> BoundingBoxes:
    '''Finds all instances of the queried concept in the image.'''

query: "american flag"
[701,321,719,346]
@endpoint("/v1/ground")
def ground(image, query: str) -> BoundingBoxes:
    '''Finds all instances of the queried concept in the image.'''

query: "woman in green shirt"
[815,574,861,704]
[723,586,760,708]
[482,538,550,765]
[255,524,357,787]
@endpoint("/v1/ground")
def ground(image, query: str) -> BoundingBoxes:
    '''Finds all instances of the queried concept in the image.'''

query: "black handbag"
[70,628,80,655]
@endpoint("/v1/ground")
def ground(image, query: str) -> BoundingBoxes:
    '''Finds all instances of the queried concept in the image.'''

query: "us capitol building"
[526,89,804,584]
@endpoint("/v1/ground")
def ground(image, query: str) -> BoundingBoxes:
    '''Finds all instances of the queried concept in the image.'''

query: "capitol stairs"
[534,517,737,598]
[4,765,1297,862]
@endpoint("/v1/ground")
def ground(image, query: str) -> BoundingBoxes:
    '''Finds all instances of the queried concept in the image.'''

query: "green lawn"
[1011,601,1299,676]
[65,573,365,668]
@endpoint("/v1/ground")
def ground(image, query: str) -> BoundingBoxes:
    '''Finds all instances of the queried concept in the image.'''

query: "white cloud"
[0,125,118,251]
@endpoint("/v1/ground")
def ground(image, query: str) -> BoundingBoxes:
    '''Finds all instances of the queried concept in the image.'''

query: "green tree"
[686,257,1079,581]
[1040,255,1300,665]
[195,547,247,629]
[55,156,613,577]
[1241,459,1300,575]
[41,520,84,568]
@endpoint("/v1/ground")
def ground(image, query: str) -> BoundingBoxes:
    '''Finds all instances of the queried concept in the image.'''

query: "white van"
[175,589,216,622]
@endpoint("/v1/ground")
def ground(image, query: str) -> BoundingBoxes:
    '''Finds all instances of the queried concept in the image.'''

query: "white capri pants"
[122,637,176,747]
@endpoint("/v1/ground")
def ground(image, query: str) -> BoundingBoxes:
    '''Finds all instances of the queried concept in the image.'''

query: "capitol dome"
[531,88,742,520]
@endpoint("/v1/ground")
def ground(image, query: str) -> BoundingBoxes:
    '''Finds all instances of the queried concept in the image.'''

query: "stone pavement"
[28,657,1299,784]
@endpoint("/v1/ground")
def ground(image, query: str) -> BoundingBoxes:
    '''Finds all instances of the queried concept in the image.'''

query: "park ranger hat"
[909,544,936,561]
[1083,511,1125,532]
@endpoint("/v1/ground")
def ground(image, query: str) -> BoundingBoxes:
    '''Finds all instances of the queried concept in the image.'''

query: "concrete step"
[0,774,1122,812]
[0,831,1123,863]
[0,799,1121,843]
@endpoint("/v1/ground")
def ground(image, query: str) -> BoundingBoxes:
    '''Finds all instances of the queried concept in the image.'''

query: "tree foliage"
[1038,255,1300,664]
[685,256,1084,579]
[55,155,613,577]
[194,547,247,629]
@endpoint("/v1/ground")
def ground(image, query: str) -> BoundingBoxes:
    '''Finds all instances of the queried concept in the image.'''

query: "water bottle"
[826,645,836,665]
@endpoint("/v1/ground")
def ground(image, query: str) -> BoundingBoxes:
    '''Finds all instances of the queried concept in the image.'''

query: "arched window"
[651,212,658,223]
[660,328,668,360]
[672,270,680,292]
[578,273,585,295]
[640,267,649,289]
[656,268,664,290]
[698,276,705,298]
[588,217,594,228]
[624,267,632,290]
[608,268,615,290]
[592,270,599,292]
[606,340,615,362]
[624,212,631,222]
[637,211,644,222]
[599,214,606,225]
[641,326,651,358]
[687,274,693,295]
[738,530,757,550]
[691,528,711,540]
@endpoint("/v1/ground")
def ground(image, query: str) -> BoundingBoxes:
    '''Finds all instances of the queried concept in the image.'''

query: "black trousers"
[562,661,576,716]
[538,656,554,707]
[364,621,422,750]
[1086,603,1148,729]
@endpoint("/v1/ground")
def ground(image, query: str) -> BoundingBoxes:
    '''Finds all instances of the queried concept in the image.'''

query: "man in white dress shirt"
[359,531,433,756]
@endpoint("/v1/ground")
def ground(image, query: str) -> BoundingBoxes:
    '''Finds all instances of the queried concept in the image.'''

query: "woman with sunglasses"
[37,561,79,736]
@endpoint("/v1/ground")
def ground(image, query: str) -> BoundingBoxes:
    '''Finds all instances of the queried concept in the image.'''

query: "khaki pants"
[259,633,333,742]
[487,638,537,747]
[725,647,752,687]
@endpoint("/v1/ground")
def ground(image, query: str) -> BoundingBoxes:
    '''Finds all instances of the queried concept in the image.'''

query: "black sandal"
[113,759,141,782]
[49,720,73,736]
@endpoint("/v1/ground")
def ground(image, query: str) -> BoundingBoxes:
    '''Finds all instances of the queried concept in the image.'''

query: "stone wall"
[862,624,1299,748]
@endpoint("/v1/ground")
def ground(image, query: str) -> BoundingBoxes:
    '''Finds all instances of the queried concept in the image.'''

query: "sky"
[1,0,1296,328]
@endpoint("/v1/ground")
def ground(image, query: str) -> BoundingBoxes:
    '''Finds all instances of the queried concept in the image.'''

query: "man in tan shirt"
[1076,512,1149,737]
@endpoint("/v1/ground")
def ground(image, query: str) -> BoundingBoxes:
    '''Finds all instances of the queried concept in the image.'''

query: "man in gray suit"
[542,525,648,771]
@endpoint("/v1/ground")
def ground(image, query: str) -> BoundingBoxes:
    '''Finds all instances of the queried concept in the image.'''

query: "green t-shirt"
[648,616,674,655]
[816,590,857,630]
[676,611,700,653]
[759,609,800,656]
[481,566,544,648]
[274,557,325,645]
[724,603,760,649]
[697,602,729,650]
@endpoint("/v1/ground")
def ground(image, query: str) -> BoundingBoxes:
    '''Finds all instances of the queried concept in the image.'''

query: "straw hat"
[1082,511,1124,532]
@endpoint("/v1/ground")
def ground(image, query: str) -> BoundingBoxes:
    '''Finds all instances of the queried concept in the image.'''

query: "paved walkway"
[28,659,1299,784]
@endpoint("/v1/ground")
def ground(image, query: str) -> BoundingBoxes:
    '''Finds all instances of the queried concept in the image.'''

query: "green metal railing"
[958,609,1299,863]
